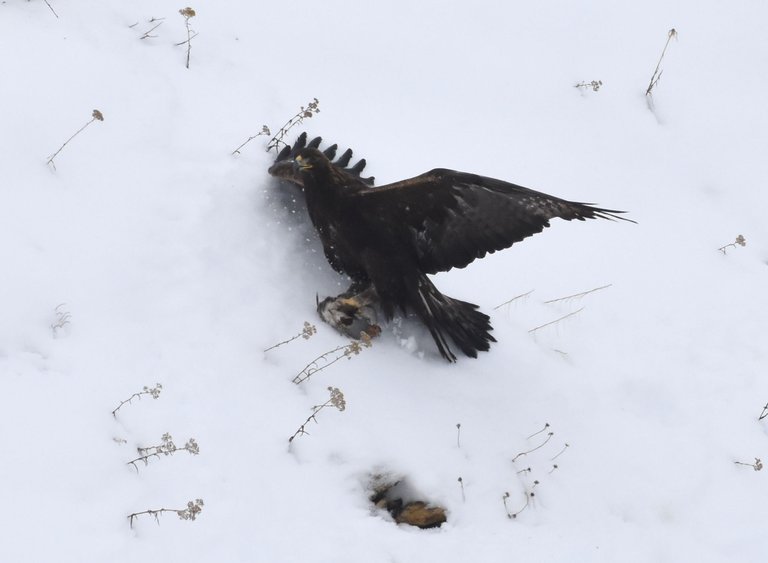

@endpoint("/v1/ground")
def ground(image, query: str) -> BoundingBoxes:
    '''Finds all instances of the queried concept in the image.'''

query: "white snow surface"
[2,1,768,561]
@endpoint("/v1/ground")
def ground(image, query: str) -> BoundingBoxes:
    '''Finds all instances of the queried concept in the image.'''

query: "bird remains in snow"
[268,133,634,362]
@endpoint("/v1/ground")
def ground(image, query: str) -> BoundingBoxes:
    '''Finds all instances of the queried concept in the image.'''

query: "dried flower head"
[302,321,317,340]
[92,109,104,121]
[735,234,746,247]
[143,383,163,399]
[302,98,320,119]
[179,7,196,18]
[185,438,200,455]
[177,498,204,521]
[328,386,346,412]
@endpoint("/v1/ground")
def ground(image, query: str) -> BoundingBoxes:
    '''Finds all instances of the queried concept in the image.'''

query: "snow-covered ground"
[2,1,768,561]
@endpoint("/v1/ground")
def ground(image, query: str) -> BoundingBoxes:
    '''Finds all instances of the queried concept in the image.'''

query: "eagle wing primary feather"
[353,169,634,274]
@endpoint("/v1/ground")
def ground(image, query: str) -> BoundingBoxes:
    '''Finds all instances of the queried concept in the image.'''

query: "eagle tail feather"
[415,277,496,362]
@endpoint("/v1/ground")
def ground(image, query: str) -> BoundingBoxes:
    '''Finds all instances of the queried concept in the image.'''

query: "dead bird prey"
[268,134,634,362]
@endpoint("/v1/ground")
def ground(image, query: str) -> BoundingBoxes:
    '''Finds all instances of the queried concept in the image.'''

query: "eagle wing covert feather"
[351,168,633,275]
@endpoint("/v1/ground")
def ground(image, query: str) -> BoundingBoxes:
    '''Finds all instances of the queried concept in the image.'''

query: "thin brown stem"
[528,308,584,334]
[646,29,678,96]
[493,289,534,310]
[44,0,58,18]
[140,22,163,40]
[512,432,554,463]
[544,284,611,304]
[46,117,96,169]
[526,422,550,440]
[232,126,271,155]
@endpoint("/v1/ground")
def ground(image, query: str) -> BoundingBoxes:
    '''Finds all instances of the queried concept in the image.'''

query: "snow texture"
[2,1,768,561]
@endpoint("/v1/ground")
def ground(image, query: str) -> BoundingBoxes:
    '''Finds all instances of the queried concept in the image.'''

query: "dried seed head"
[92,109,104,121]
[328,386,346,412]
[179,7,196,18]
[185,438,200,455]
[302,321,317,340]
[735,234,746,247]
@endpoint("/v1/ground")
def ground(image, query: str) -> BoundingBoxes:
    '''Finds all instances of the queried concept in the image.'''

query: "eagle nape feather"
[270,137,634,362]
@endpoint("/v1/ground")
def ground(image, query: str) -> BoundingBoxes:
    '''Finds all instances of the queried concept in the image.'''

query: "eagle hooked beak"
[294,155,313,171]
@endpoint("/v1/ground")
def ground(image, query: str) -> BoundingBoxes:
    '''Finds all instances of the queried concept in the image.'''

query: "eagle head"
[294,147,330,173]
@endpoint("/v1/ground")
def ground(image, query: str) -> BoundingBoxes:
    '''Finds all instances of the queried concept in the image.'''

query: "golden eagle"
[269,134,633,362]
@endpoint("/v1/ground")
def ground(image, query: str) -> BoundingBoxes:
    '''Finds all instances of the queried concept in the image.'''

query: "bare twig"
[112,383,163,417]
[43,0,59,18]
[456,423,462,448]
[266,98,320,153]
[646,28,678,96]
[288,387,346,443]
[759,403,768,421]
[574,80,602,92]
[544,284,612,304]
[493,289,534,310]
[140,21,163,40]
[734,458,763,471]
[232,125,271,155]
[264,321,317,352]
[177,7,196,69]
[528,308,584,334]
[127,434,199,472]
[46,110,104,169]
[128,499,204,528]
[458,477,465,502]
[718,235,746,255]
[292,333,372,384]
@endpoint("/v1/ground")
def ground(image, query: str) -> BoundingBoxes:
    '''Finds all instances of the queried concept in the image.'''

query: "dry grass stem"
[264,322,317,352]
[544,284,611,304]
[43,0,58,17]
[718,235,746,255]
[176,7,197,69]
[111,383,163,417]
[127,433,199,471]
[266,98,320,153]
[512,432,554,463]
[46,110,104,170]
[574,80,602,92]
[128,499,204,528]
[646,28,678,96]
[528,308,584,334]
[288,387,346,443]
[232,125,271,155]
[493,289,534,310]
[292,333,372,384]
[734,458,763,471]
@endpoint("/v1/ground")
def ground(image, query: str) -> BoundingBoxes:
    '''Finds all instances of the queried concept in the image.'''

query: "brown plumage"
[270,134,634,361]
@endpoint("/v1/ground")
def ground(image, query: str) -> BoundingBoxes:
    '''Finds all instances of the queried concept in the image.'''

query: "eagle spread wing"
[269,135,634,362]
[351,169,631,274]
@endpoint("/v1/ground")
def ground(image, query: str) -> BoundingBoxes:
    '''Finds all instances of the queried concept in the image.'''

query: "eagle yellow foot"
[317,289,380,340]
